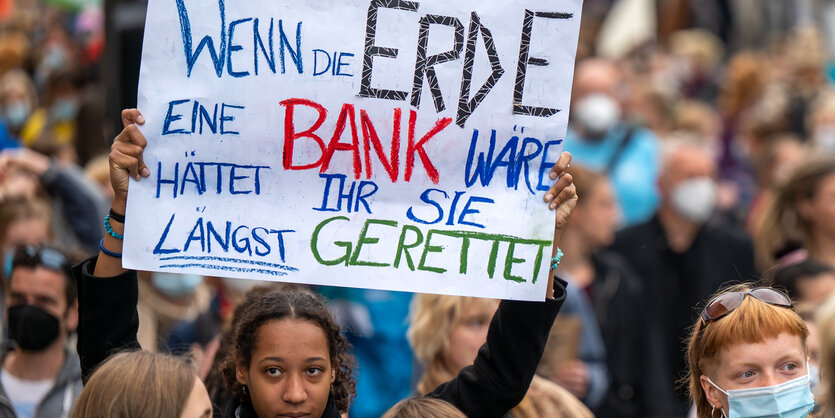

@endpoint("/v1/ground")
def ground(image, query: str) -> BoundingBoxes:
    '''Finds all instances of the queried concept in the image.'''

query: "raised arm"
[94,109,150,277]
[426,152,578,417]
[75,109,150,381]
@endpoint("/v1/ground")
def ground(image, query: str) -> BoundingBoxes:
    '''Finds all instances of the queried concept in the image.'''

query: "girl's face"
[444,300,499,373]
[700,332,807,414]
[237,318,334,418]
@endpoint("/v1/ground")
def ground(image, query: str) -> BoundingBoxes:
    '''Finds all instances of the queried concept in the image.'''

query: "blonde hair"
[71,351,197,418]
[817,293,835,415]
[686,284,808,418]
[382,397,466,418]
[0,197,52,246]
[408,294,498,395]
[755,156,835,271]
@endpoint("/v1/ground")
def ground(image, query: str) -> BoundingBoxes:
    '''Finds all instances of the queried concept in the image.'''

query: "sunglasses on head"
[10,245,70,276]
[701,288,793,323]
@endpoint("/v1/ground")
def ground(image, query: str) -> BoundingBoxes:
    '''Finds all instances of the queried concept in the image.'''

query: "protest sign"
[124,0,583,300]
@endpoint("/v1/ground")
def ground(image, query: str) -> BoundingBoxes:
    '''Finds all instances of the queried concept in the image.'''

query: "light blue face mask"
[151,272,203,298]
[707,374,815,418]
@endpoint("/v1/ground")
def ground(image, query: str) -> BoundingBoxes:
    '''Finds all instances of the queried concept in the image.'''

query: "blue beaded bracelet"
[99,238,123,258]
[104,214,124,240]
[550,248,564,270]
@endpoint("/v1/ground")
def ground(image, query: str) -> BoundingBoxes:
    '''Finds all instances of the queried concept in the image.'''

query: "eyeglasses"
[701,288,793,323]
[10,245,70,276]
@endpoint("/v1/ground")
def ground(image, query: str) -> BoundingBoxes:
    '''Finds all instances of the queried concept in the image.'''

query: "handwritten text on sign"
[124,0,582,301]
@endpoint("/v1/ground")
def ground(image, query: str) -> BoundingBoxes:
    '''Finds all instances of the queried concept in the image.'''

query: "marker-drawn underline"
[159,255,298,272]
[159,263,290,277]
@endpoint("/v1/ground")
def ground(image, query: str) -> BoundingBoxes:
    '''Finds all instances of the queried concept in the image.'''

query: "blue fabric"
[558,280,610,409]
[318,287,414,418]
[0,122,20,151]
[564,124,660,226]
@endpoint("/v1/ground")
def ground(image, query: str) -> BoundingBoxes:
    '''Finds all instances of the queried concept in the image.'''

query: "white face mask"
[670,177,716,223]
[572,93,621,138]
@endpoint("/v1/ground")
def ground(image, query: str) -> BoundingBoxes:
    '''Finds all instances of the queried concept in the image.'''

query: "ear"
[65,299,79,333]
[700,375,724,412]
[330,369,336,384]
[236,356,250,386]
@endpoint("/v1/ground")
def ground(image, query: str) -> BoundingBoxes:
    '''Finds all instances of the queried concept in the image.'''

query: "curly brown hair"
[220,287,356,413]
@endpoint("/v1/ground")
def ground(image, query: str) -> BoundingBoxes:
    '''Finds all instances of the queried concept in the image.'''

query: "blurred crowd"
[3,0,835,417]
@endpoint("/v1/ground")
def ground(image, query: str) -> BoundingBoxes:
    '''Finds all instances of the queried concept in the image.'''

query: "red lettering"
[405,110,451,183]
[321,103,361,179]
[361,108,401,182]
[279,98,328,170]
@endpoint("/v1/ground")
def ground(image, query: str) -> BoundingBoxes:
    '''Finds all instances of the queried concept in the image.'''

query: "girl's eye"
[740,370,755,379]
[266,367,281,376]
[307,368,322,376]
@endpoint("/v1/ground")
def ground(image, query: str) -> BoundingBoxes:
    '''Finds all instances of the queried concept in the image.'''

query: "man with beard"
[0,245,81,418]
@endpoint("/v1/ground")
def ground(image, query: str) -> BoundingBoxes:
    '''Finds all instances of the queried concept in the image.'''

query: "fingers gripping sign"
[543,151,578,298]
[110,109,151,199]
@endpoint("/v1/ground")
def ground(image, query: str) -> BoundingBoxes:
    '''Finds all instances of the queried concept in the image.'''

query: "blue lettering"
[162,99,190,135]
[458,196,494,229]
[220,104,244,135]
[253,18,276,75]
[406,188,447,224]
[279,20,303,74]
[175,0,227,77]
[227,18,253,77]
[153,214,181,254]
[183,217,206,252]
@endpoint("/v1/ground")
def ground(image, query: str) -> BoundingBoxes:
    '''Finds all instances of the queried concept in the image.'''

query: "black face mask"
[8,304,60,351]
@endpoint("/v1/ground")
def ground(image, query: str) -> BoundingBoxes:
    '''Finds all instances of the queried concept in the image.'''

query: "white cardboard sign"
[124,0,583,300]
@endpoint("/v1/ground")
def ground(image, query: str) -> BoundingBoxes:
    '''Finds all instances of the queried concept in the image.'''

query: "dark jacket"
[609,215,756,417]
[74,256,566,418]
[589,250,660,418]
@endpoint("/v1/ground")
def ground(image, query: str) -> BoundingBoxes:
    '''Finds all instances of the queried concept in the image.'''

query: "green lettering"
[394,225,424,270]
[310,216,352,266]
[418,230,446,274]
[350,219,397,267]
[503,241,525,283]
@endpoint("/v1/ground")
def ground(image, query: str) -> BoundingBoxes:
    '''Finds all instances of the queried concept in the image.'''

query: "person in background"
[0,245,82,418]
[0,148,106,253]
[135,271,212,352]
[769,259,835,305]
[686,284,813,418]
[564,58,661,226]
[756,156,835,271]
[408,294,593,418]
[318,287,413,418]
[814,290,835,414]
[382,397,465,418]
[0,199,51,255]
[0,70,35,143]
[19,71,80,151]
[555,165,662,417]
[70,351,211,418]
[747,133,806,236]
[805,90,835,154]
[610,138,756,416]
